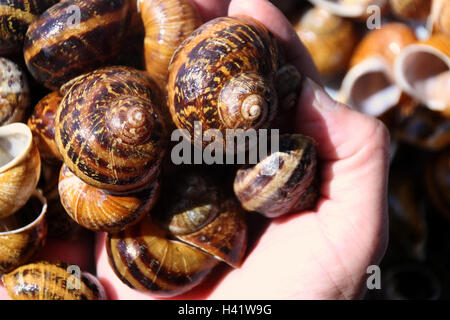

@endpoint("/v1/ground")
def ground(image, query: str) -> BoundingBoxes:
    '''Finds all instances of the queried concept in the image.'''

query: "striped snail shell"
[58,164,160,233]
[107,171,247,297]
[139,0,202,89]
[24,0,130,90]
[167,16,281,147]
[55,66,167,194]
[27,91,63,163]
[234,134,319,218]
[2,261,106,300]
[0,57,30,126]
[0,0,59,55]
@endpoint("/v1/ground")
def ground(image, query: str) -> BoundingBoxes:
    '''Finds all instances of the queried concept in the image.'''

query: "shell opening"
[0,123,33,173]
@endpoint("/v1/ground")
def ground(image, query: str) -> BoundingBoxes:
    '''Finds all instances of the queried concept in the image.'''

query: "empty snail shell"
[0,0,59,55]
[0,190,47,274]
[0,123,41,219]
[55,66,167,194]
[234,134,318,218]
[294,7,358,77]
[427,0,450,36]
[424,149,450,219]
[24,0,130,90]
[307,0,389,19]
[394,34,450,115]
[139,0,202,89]
[167,16,281,147]
[1,261,106,300]
[27,91,63,163]
[58,164,160,233]
[107,171,247,297]
[389,0,431,20]
[339,23,417,117]
[0,57,30,126]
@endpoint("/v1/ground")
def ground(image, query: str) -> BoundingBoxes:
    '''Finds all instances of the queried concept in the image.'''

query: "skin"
[0,0,390,300]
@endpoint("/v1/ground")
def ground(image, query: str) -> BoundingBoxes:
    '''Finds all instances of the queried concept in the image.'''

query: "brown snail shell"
[0,0,59,55]
[0,123,41,219]
[24,0,131,90]
[389,0,431,20]
[167,16,281,148]
[0,190,47,274]
[27,91,63,163]
[55,66,167,194]
[107,171,247,297]
[307,0,389,19]
[394,34,450,115]
[428,0,450,37]
[424,149,450,219]
[0,57,30,126]
[1,261,106,300]
[339,23,417,117]
[234,134,319,218]
[294,7,358,77]
[58,164,160,233]
[139,0,202,89]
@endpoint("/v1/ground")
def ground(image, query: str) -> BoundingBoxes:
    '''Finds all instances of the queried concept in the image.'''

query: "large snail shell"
[0,0,59,55]
[27,91,63,163]
[339,23,417,117]
[0,190,47,274]
[58,164,160,233]
[167,16,280,147]
[394,34,450,115]
[307,0,389,19]
[0,123,41,219]
[425,149,450,219]
[24,0,130,90]
[140,0,202,89]
[234,134,318,218]
[0,57,30,126]
[428,0,450,37]
[55,66,167,194]
[389,0,431,20]
[294,7,358,77]
[2,261,106,300]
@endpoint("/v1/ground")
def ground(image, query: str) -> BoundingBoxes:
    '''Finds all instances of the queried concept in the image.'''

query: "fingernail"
[303,77,340,112]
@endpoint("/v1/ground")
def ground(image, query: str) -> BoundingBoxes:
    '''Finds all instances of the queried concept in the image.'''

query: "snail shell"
[0,190,47,274]
[24,0,130,90]
[1,261,106,300]
[0,57,30,126]
[107,171,247,297]
[428,0,450,37]
[27,91,63,163]
[389,0,431,20]
[0,0,59,55]
[294,7,358,77]
[167,16,280,147]
[0,123,41,219]
[307,0,389,19]
[339,23,417,117]
[139,0,202,89]
[234,134,318,218]
[55,66,167,194]
[58,164,160,233]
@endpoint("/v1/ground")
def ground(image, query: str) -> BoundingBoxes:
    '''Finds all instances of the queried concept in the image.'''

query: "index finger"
[190,0,231,21]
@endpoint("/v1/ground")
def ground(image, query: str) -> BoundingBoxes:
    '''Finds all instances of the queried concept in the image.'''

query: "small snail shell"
[55,66,167,194]
[58,164,160,233]
[1,261,106,300]
[424,149,450,219]
[428,0,450,37]
[0,0,59,55]
[394,34,450,115]
[294,7,358,77]
[389,0,431,20]
[0,123,41,219]
[167,16,280,147]
[27,91,63,163]
[234,134,318,218]
[307,0,389,19]
[139,0,202,89]
[24,0,130,90]
[0,190,47,274]
[0,57,30,126]
[339,23,417,117]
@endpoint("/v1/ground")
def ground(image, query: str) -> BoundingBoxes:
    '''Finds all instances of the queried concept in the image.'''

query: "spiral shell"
[0,123,41,219]
[167,16,280,147]
[389,0,431,20]
[140,0,202,89]
[428,0,450,36]
[0,190,47,274]
[0,57,30,126]
[234,134,318,218]
[2,261,106,300]
[55,66,167,194]
[24,0,130,90]
[58,164,160,232]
